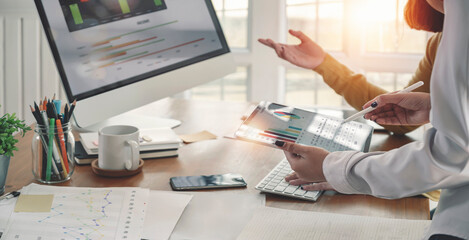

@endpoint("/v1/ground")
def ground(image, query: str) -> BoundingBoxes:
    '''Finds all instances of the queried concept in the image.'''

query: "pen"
[0,191,20,201]
[342,81,424,123]
[66,99,77,123]
[53,100,61,116]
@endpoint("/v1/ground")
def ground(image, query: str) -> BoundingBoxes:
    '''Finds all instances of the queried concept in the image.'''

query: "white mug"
[98,125,140,171]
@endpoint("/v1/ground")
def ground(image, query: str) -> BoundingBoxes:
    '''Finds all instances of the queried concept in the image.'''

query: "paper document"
[2,184,149,240]
[143,191,192,240]
[170,191,265,240]
[237,207,431,240]
[0,195,17,236]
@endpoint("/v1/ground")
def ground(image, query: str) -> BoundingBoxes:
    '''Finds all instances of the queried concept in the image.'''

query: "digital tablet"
[235,102,374,152]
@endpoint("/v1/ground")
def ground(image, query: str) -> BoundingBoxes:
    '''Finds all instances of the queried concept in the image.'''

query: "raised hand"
[258,29,326,70]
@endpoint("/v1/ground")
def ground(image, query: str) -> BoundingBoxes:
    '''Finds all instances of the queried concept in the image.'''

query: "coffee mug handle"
[125,140,139,170]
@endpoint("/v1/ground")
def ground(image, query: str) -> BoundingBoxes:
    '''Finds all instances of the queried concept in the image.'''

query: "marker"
[0,191,20,201]
[342,81,424,123]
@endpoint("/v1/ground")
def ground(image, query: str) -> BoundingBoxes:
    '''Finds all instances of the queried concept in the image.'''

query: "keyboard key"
[284,185,299,194]
[274,185,287,192]
[304,191,319,198]
[293,189,306,196]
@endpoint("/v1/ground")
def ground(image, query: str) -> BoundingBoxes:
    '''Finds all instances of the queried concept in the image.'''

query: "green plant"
[0,106,31,157]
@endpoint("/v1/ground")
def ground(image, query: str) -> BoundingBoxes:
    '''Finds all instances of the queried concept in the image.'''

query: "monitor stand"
[72,113,181,133]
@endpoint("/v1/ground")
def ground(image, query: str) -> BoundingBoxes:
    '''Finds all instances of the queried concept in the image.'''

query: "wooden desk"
[5,98,429,220]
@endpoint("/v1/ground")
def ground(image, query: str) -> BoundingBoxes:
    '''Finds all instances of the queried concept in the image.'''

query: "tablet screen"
[235,102,374,152]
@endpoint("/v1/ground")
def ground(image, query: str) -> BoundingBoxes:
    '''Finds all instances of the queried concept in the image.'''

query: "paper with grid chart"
[237,207,431,240]
[2,184,148,240]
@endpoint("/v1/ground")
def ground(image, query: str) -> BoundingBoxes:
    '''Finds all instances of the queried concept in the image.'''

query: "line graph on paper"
[2,184,147,240]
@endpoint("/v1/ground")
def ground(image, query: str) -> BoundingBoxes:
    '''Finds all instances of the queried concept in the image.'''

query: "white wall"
[1,0,65,125]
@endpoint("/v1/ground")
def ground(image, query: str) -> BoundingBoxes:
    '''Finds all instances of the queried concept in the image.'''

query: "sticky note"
[14,194,54,212]
[179,130,217,143]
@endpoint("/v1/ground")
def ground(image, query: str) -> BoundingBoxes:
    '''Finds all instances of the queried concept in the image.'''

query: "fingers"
[301,182,335,191]
[258,38,275,48]
[274,141,306,155]
[258,38,286,56]
[285,172,333,190]
[285,172,310,185]
[284,172,299,182]
[364,105,395,119]
[288,29,310,43]
[366,111,404,125]
[363,97,379,109]
[363,92,414,110]
[288,179,311,186]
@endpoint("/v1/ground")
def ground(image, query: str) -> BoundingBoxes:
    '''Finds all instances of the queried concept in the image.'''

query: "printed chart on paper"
[2,184,148,240]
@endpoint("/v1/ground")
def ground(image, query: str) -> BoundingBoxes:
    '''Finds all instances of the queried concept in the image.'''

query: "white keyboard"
[255,158,322,201]
[241,102,374,201]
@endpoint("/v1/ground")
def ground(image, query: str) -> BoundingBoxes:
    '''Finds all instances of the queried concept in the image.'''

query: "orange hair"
[404,0,444,33]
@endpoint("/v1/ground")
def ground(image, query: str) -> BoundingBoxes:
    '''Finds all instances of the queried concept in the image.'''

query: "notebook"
[79,128,182,155]
[74,141,179,165]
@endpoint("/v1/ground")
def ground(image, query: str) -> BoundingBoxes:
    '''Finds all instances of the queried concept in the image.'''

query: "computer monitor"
[34,0,235,131]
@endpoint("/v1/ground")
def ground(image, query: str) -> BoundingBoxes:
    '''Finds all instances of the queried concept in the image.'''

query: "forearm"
[314,54,386,109]
[323,128,469,199]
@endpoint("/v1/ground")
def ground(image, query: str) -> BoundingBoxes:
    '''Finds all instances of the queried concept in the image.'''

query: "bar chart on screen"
[43,0,226,96]
[235,102,374,152]
[60,0,168,32]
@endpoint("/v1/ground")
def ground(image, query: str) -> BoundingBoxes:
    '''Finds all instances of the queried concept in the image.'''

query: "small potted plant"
[0,106,31,195]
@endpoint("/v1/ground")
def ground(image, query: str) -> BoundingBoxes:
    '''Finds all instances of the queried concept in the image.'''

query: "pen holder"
[31,123,75,184]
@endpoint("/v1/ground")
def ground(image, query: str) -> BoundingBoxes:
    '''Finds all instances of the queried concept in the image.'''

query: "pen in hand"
[342,81,424,123]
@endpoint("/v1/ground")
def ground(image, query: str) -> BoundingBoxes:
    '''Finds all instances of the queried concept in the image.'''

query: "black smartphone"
[169,173,247,190]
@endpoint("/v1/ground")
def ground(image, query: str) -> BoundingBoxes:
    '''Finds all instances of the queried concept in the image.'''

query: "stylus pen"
[342,81,424,123]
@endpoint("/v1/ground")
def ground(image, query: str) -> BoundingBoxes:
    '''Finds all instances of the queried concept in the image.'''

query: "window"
[191,67,249,102]
[188,0,250,101]
[188,0,429,108]
[363,0,427,53]
[284,0,429,108]
[287,0,343,51]
[212,0,249,49]
[285,69,343,107]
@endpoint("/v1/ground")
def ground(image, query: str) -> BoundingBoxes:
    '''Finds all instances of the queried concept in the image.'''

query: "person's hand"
[285,172,335,191]
[258,29,326,70]
[363,92,431,125]
[275,140,329,183]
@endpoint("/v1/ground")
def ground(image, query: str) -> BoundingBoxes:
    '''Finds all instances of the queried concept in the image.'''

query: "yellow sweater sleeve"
[314,33,442,135]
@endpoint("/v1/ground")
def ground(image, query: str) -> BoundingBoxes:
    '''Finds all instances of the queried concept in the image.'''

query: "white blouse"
[323,0,469,239]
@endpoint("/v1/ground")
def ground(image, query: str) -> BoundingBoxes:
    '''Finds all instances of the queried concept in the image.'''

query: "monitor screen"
[35,0,230,102]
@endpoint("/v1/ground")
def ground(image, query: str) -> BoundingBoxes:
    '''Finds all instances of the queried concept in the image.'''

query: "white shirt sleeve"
[323,0,469,200]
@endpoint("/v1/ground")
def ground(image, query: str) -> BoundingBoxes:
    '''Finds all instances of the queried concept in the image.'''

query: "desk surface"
[6,98,429,220]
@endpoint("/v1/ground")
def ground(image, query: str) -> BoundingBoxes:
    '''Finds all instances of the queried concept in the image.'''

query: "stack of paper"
[76,128,182,164]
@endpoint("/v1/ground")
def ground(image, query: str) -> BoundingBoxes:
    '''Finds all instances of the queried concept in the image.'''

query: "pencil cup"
[31,123,75,184]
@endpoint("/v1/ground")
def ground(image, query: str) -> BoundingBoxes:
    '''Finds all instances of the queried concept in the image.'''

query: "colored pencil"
[56,119,70,174]
[46,118,54,181]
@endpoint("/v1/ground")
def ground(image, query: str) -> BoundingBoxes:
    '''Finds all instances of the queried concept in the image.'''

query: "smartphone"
[169,173,247,190]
